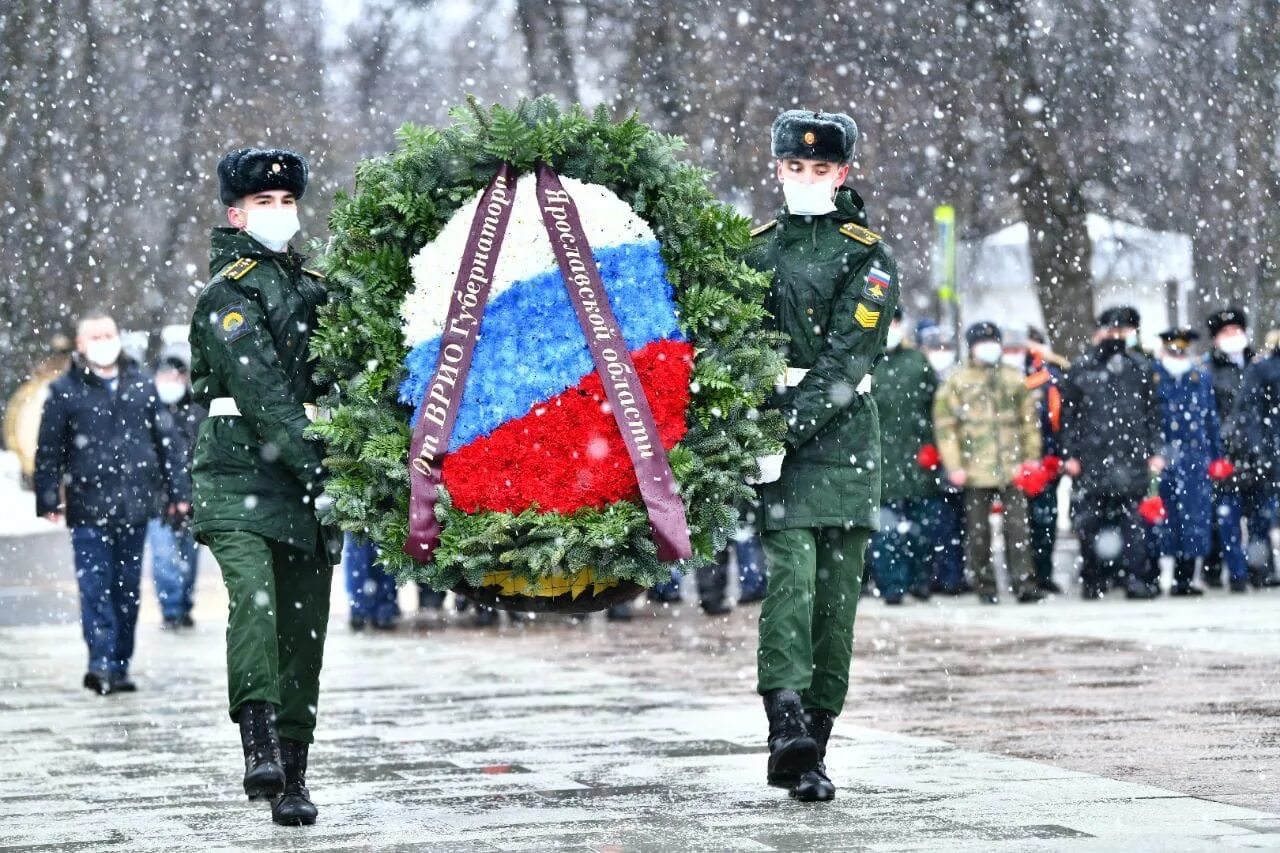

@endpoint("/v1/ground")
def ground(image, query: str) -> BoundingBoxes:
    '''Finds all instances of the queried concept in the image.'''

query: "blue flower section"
[400,240,681,451]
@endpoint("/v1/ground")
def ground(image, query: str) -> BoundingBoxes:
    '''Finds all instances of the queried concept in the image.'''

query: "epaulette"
[750,220,777,238]
[302,267,326,280]
[218,257,258,281]
[839,222,881,245]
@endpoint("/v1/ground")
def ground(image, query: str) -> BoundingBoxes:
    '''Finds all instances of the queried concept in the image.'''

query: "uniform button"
[806,308,814,316]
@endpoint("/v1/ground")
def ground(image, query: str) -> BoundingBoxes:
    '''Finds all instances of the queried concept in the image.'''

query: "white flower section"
[402,175,656,348]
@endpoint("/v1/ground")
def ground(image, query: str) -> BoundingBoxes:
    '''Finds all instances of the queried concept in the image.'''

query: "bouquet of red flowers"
[1208,457,1235,481]
[916,444,942,470]
[1138,476,1167,525]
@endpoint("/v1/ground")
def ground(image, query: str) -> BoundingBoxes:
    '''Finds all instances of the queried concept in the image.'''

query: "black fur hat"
[217,147,309,206]
[771,110,858,163]
[1206,307,1247,337]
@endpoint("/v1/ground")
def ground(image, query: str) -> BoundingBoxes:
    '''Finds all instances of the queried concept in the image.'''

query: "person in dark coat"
[34,311,189,694]
[868,308,941,604]
[1060,307,1164,599]
[1202,308,1279,589]
[1151,329,1225,596]
[1023,327,1070,593]
[1233,336,1280,587]
[149,350,207,627]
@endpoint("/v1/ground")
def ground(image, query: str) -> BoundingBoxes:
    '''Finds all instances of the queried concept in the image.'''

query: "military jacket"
[189,227,332,555]
[872,346,940,502]
[743,188,900,531]
[934,362,1041,489]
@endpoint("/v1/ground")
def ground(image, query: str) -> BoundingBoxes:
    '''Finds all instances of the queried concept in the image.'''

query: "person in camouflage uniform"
[743,110,899,803]
[189,147,338,827]
[933,322,1043,604]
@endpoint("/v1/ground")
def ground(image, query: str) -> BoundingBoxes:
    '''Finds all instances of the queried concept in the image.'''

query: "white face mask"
[1162,355,1192,377]
[1125,331,1139,349]
[1002,352,1026,370]
[1218,332,1248,355]
[972,340,1003,365]
[927,351,955,372]
[85,338,122,368]
[243,207,300,252]
[781,178,838,216]
[885,325,904,350]
[155,380,187,405]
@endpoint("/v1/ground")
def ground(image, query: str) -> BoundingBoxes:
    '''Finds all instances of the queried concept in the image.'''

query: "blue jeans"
[871,497,942,597]
[148,518,199,620]
[343,535,400,623]
[1212,487,1276,581]
[71,524,147,677]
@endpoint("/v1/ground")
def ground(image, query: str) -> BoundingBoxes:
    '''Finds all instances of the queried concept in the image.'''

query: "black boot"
[763,689,818,789]
[238,701,285,800]
[791,709,836,802]
[272,739,318,826]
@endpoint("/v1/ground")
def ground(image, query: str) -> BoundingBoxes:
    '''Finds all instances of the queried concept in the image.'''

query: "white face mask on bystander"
[972,340,1003,365]
[85,337,122,368]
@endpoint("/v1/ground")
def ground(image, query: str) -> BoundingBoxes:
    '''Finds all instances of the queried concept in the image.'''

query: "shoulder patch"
[219,258,258,281]
[839,222,881,245]
[213,302,253,344]
[750,220,777,238]
[854,303,881,329]
[862,265,892,304]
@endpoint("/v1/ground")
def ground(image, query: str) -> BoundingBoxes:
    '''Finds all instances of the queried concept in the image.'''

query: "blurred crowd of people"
[30,302,1280,682]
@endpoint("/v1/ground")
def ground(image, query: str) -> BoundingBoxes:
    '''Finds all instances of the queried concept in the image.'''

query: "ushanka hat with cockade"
[217,147,309,206]
[771,110,858,163]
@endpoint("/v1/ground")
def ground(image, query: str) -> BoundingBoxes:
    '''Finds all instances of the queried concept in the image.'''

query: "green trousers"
[206,531,333,743]
[757,527,869,716]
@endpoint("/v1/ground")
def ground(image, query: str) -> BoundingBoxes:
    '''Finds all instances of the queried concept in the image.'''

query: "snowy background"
[1,0,1278,406]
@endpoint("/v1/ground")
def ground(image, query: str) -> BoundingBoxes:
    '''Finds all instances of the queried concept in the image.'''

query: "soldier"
[1061,308,1164,599]
[933,322,1043,604]
[869,307,942,604]
[189,148,339,826]
[1150,329,1225,596]
[1202,308,1279,590]
[744,110,899,803]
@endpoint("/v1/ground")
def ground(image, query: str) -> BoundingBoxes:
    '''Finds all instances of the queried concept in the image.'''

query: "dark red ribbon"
[404,161,692,565]
[534,162,692,561]
[404,162,518,561]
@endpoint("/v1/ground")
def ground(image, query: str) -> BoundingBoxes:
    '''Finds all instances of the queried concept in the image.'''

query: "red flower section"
[1208,457,1235,481]
[1138,495,1168,525]
[916,444,941,470]
[1013,460,1052,498]
[443,339,694,514]
[1041,454,1064,480]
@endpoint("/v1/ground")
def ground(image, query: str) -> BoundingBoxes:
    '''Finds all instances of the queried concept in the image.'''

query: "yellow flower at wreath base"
[478,567,620,599]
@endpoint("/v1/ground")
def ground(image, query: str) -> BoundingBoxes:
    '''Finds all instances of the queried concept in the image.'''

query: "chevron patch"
[854,303,881,329]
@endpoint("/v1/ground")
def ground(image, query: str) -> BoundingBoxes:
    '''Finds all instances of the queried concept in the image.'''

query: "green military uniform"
[744,187,900,717]
[190,225,337,744]
[873,346,940,503]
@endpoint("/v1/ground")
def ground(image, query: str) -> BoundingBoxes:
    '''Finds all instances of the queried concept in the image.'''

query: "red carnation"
[1138,495,1168,525]
[1208,458,1235,481]
[916,444,941,470]
[1013,461,1051,497]
[1041,454,1063,479]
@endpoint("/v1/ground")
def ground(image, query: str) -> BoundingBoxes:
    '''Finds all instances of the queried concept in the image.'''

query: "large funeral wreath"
[310,97,784,611]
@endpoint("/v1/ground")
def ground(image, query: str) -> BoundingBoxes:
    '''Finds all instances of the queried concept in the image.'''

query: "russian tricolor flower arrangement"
[309,98,784,612]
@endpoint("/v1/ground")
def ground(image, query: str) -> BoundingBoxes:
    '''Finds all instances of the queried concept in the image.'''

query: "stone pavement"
[1,555,1279,851]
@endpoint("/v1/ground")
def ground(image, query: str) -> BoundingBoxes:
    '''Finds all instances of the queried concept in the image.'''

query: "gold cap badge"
[271,162,282,173]
[803,131,816,145]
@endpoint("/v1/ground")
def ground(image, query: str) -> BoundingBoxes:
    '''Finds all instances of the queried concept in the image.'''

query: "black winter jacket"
[1234,351,1280,491]
[34,357,190,527]
[1060,342,1161,499]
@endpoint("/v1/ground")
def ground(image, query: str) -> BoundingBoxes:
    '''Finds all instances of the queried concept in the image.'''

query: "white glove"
[747,452,785,484]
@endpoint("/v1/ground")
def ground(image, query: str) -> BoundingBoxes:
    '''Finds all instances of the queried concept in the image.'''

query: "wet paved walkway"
[1,552,1279,851]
